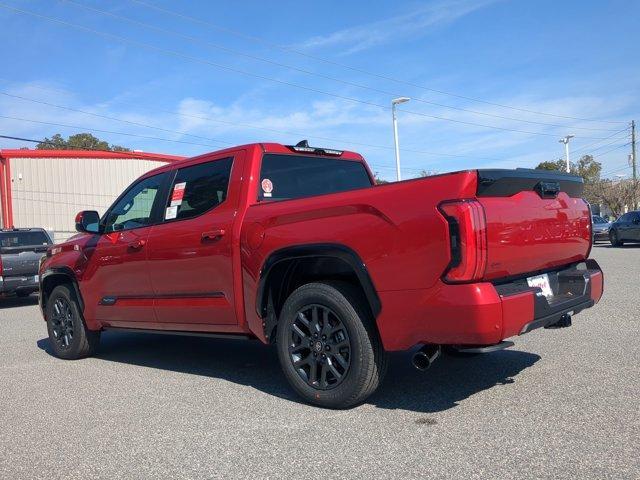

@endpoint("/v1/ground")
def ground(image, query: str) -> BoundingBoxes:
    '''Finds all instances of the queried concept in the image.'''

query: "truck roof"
[140,142,366,178]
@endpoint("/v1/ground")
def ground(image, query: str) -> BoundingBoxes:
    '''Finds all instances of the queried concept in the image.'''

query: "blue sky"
[0,0,638,180]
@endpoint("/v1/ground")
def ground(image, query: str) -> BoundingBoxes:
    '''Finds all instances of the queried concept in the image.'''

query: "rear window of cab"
[258,154,372,201]
[0,231,50,249]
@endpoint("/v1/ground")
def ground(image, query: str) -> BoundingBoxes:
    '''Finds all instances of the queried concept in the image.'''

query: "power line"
[592,142,631,158]
[600,164,631,178]
[0,79,507,162]
[128,0,627,126]
[60,0,620,133]
[0,132,186,160]
[0,119,220,149]
[0,2,612,141]
[579,142,632,178]
[0,91,229,146]
[0,131,426,175]
[3,88,630,175]
[574,143,632,178]
[570,135,631,160]
[368,164,426,173]
[9,86,628,174]
[150,105,506,161]
[570,126,630,155]
[587,137,632,155]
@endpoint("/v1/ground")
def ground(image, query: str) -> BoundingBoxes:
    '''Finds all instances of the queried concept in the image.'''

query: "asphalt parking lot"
[0,245,638,479]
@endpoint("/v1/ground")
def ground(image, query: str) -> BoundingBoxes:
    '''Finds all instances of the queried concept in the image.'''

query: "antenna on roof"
[295,140,309,148]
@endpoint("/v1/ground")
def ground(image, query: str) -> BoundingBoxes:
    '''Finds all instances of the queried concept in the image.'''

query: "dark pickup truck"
[0,228,52,297]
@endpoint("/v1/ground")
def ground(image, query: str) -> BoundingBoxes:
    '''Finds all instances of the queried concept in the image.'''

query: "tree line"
[36,133,130,152]
[535,155,638,217]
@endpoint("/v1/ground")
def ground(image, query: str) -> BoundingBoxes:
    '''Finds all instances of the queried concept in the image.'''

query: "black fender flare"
[40,267,85,313]
[255,243,381,319]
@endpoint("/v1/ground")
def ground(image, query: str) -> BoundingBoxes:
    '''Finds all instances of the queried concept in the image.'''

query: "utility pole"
[631,120,636,181]
[631,120,637,208]
[559,135,575,173]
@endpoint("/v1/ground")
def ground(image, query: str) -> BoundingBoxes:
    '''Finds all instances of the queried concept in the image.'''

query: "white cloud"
[173,96,389,144]
[297,0,499,55]
[0,80,633,181]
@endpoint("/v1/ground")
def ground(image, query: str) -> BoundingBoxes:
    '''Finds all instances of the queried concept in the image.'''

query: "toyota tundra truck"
[38,141,603,408]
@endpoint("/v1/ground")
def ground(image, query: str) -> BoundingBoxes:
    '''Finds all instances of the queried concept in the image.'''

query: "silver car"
[592,215,611,243]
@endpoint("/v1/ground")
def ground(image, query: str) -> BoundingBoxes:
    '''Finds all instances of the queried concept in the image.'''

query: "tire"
[276,281,387,409]
[609,230,623,247]
[45,284,100,360]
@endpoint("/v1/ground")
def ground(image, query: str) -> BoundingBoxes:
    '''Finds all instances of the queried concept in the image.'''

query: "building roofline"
[0,149,184,162]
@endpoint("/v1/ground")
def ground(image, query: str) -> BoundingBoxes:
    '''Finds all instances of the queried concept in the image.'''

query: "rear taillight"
[438,199,488,283]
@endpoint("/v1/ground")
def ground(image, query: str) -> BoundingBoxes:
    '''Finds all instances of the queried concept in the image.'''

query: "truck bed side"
[240,171,477,342]
[240,167,595,350]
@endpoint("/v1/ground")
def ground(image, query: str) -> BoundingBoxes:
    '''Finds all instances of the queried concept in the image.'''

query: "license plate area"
[527,273,553,299]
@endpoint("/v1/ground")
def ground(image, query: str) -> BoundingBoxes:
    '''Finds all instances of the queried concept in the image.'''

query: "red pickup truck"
[39,141,603,408]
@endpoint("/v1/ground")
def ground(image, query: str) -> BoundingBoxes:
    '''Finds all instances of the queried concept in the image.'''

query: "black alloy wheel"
[288,304,351,390]
[49,297,75,350]
[276,282,387,409]
[46,284,100,359]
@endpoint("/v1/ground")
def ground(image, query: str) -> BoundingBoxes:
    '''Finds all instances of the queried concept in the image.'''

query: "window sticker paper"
[165,205,178,220]
[170,182,186,206]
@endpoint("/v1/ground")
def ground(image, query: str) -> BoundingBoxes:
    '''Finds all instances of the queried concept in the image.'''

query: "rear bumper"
[376,260,603,351]
[593,231,609,241]
[0,274,40,296]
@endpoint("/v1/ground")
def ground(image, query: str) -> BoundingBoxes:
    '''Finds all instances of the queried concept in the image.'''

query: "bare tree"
[585,179,640,218]
[373,172,389,184]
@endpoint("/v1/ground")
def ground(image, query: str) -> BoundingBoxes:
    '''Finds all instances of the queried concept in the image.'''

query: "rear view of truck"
[0,228,52,298]
[425,168,603,352]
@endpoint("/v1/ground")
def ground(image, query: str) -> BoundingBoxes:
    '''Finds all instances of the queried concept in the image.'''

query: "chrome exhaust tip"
[412,344,441,371]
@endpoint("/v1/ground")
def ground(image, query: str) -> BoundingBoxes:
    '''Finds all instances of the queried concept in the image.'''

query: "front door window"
[103,174,167,233]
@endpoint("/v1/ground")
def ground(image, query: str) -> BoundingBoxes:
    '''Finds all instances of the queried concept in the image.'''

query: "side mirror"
[75,210,101,233]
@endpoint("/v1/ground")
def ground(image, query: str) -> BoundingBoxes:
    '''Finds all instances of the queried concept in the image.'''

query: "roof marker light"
[287,140,343,156]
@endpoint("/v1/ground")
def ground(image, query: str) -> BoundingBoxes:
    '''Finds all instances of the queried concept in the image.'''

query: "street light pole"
[392,97,410,181]
[559,135,575,173]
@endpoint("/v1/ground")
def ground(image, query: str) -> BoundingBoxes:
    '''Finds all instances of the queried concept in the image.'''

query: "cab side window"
[103,173,167,233]
[164,158,233,221]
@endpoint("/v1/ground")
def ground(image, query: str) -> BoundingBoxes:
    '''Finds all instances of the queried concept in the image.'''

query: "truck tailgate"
[1,246,48,277]
[476,169,590,280]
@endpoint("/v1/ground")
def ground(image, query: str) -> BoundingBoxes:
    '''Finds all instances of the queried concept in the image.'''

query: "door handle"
[201,229,225,241]
[128,239,147,250]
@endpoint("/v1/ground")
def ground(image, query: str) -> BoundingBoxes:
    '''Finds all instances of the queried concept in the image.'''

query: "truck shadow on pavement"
[37,331,540,413]
[0,295,39,309]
